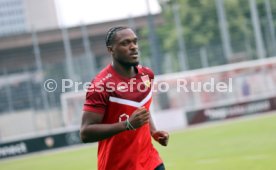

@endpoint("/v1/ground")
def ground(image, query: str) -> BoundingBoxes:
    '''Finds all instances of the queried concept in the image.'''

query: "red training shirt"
[83,64,162,170]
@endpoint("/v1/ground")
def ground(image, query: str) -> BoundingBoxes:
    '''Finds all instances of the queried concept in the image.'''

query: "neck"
[111,61,137,78]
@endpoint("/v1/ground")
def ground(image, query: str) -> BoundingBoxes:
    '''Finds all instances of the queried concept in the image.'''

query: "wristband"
[126,119,136,130]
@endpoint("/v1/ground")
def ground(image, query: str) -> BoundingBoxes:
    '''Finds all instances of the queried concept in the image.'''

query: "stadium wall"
[1,57,276,154]
[0,129,80,159]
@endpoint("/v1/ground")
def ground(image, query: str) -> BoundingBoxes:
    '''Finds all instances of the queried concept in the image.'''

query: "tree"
[139,0,276,72]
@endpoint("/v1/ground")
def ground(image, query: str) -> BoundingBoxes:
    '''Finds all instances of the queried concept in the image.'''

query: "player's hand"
[152,131,169,146]
[128,107,150,129]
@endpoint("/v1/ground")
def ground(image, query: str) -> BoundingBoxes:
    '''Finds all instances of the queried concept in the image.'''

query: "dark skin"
[80,28,169,146]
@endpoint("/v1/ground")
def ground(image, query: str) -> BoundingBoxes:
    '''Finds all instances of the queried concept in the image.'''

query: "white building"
[0,0,59,36]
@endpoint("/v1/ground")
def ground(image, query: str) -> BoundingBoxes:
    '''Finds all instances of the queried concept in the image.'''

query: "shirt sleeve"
[83,82,109,114]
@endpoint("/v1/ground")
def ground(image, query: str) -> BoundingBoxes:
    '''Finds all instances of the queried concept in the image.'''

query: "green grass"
[1,113,276,170]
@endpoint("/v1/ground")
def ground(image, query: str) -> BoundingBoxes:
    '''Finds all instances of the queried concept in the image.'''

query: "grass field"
[1,113,276,170]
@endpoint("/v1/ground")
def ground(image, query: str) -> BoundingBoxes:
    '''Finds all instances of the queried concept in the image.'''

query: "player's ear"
[107,46,114,54]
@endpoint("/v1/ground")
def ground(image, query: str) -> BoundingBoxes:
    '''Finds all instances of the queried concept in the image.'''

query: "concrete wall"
[23,0,59,31]
[0,109,64,142]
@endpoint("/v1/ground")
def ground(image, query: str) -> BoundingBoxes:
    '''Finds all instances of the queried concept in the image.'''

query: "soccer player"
[80,26,169,170]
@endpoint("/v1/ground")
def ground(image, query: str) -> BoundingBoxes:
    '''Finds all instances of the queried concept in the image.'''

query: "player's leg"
[154,163,165,170]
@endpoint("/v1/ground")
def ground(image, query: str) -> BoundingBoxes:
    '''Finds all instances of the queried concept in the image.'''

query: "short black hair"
[105,26,129,47]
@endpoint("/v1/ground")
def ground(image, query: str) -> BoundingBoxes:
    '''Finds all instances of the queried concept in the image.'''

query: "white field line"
[196,154,270,165]
[172,111,276,134]
[243,154,270,160]
[196,158,220,164]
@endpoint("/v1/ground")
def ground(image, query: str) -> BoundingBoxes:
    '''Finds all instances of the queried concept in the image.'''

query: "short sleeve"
[83,82,109,114]
[143,66,155,80]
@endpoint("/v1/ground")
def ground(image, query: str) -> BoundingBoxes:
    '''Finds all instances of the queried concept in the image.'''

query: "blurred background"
[0,0,276,169]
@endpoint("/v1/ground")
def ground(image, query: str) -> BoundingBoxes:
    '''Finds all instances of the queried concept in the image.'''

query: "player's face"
[109,29,139,67]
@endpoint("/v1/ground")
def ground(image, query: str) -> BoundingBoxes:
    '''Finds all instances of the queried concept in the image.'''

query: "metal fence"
[1,0,276,141]
[0,39,264,115]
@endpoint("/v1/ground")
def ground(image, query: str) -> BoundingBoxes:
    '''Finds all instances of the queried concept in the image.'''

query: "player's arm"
[149,114,169,146]
[80,111,126,143]
[149,114,157,135]
[80,107,150,143]
[148,72,169,146]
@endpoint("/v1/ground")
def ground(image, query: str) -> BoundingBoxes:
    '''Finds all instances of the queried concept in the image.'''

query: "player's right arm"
[80,107,150,143]
[80,111,125,143]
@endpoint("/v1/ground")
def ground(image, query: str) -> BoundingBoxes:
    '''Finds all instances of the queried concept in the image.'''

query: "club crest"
[141,75,151,87]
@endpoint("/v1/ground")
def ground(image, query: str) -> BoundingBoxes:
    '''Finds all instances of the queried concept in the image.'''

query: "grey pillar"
[216,0,232,62]
[31,30,51,132]
[264,0,276,56]
[81,23,97,78]
[172,1,188,70]
[61,27,76,82]
[250,0,266,59]
[200,47,209,68]
[146,0,162,75]
[3,68,14,113]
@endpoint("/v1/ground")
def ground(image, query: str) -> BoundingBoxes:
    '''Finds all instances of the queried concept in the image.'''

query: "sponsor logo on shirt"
[119,113,129,122]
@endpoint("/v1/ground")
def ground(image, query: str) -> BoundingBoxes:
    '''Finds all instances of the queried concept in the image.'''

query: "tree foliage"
[139,0,276,72]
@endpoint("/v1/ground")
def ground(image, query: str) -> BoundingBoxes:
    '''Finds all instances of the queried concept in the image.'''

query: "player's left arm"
[148,72,169,146]
[149,114,169,146]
